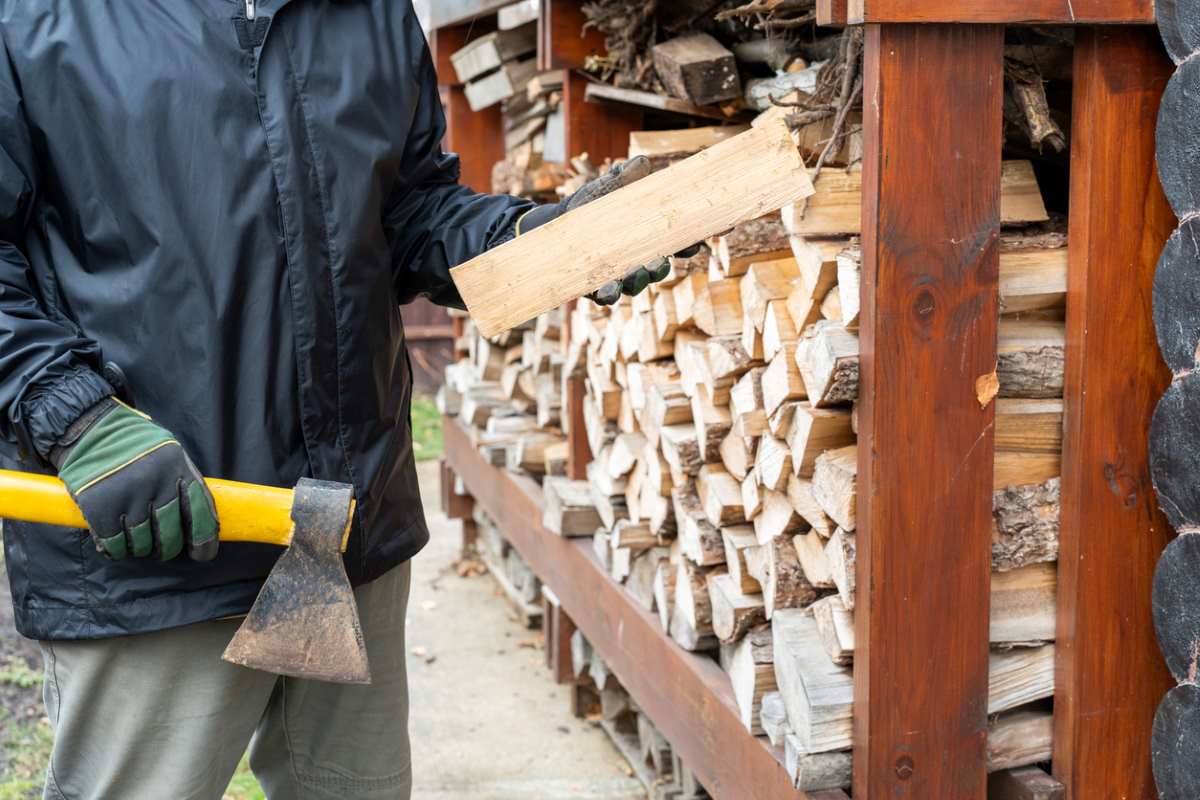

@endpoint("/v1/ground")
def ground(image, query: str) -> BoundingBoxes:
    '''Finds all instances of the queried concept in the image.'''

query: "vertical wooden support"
[429,23,505,194]
[542,587,577,683]
[854,23,1002,799]
[1053,27,1175,800]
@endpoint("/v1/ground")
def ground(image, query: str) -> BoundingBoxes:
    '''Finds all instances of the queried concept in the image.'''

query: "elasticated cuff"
[18,368,115,460]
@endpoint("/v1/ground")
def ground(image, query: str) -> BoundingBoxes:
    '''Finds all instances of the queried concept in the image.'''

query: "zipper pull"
[245,0,256,20]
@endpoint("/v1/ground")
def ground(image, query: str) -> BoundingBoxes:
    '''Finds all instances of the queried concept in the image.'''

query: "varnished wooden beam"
[841,0,1153,24]
[1053,27,1175,800]
[854,23,1003,799]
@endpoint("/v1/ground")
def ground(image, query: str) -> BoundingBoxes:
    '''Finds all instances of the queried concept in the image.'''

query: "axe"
[0,469,370,684]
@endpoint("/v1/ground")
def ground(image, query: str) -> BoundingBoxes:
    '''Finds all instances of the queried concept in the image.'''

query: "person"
[0,2,669,798]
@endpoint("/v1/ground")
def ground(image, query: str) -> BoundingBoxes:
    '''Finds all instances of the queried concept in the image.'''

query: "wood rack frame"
[434,2,1175,797]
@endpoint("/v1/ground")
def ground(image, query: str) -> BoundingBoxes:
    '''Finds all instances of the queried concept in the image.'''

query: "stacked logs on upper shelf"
[441,111,1069,797]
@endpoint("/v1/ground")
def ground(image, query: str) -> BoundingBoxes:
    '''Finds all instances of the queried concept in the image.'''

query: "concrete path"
[408,460,645,800]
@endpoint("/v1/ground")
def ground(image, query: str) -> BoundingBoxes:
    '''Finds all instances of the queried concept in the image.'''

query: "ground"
[0,398,643,800]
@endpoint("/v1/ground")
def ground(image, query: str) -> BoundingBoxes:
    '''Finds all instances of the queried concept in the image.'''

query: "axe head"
[222,478,371,684]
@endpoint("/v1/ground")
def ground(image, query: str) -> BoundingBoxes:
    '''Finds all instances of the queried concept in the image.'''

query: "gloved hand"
[49,397,219,562]
[516,156,700,306]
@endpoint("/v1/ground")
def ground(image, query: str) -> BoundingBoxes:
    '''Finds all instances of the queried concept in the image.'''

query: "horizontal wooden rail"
[444,416,805,799]
[819,0,1154,24]
[414,0,520,31]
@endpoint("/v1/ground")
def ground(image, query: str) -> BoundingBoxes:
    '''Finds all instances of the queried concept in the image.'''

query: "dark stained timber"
[1155,58,1200,220]
[854,23,1001,800]
[1153,218,1200,374]
[1157,0,1200,64]
[1150,374,1200,530]
[1152,534,1200,683]
[1152,683,1200,800]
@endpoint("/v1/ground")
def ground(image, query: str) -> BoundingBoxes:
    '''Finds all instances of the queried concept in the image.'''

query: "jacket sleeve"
[384,8,536,310]
[0,42,112,461]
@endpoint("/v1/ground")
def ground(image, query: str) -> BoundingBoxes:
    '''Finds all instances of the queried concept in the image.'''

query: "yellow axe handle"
[0,468,306,548]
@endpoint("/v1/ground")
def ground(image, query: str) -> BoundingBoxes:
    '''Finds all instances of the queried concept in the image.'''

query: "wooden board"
[629,126,751,158]
[1053,27,1176,800]
[443,417,800,798]
[842,0,1154,23]
[583,82,737,122]
[452,116,813,337]
[853,24,1002,800]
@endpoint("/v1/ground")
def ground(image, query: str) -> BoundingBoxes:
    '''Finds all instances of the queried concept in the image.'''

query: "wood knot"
[894,754,915,780]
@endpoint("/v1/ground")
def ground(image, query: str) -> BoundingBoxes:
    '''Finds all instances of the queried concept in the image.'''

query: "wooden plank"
[452,116,813,337]
[418,0,521,30]
[443,417,804,798]
[854,24,1002,799]
[843,0,1153,23]
[817,0,849,26]
[584,82,740,122]
[1053,27,1175,800]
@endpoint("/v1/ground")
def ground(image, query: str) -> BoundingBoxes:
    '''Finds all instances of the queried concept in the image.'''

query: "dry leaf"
[975,368,999,408]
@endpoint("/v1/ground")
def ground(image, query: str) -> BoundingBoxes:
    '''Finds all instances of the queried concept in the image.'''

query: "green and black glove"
[514,156,700,306]
[50,398,219,562]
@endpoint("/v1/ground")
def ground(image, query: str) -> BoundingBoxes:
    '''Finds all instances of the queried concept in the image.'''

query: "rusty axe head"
[222,478,371,684]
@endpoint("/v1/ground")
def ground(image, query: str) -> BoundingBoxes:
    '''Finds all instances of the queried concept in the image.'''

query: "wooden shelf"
[444,416,805,799]
[415,0,521,31]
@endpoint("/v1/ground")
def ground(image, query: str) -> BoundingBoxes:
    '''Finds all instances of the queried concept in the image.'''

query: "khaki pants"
[39,562,412,800]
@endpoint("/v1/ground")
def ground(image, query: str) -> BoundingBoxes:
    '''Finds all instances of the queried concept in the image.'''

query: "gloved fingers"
[590,280,624,306]
[567,155,654,211]
[151,496,185,562]
[675,243,703,259]
[94,528,129,560]
[646,256,672,283]
[180,473,220,562]
[126,510,155,558]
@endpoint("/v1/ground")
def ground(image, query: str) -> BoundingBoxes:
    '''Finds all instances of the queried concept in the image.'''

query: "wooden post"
[1053,27,1175,800]
[854,23,1003,799]
[429,23,506,194]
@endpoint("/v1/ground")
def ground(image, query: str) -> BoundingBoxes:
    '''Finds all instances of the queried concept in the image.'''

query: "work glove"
[49,397,219,562]
[515,156,700,306]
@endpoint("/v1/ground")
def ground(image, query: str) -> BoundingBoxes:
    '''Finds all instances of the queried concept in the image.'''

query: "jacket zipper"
[245,0,256,20]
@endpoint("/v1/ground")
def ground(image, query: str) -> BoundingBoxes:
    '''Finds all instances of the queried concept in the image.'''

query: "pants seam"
[43,643,70,800]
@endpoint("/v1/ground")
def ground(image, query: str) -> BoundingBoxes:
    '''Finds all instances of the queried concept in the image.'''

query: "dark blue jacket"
[0,0,531,639]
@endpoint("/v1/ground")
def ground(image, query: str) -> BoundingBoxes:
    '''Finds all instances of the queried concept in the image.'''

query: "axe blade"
[222,478,371,684]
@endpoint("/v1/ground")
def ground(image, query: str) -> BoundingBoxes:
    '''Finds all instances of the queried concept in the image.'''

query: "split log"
[788,474,835,539]
[715,215,792,277]
[812,446,857,531]
[611,519,657,551]
[825,528,856,610]
[661,424,703,478]
[708,572,767,643]
[652,33,743,106]
[1151,372,1200,529]
[795,530,836,589]
[811,595,854,666]
[672,485,726,566]
[745,531,818,617]
[754,489,807,545]
[698,464,745,527]
[755,434,794,493]
[795,321,859,408]
[993,477,1060,571]
[774,608,1056,754]
[987,766,1065,800]
[730,367,768,438]
[742,469,764,521]
[1153,218,1200,373]
[741,257,801,330]
[762,344,806,417]
[1157,57,1200,218]
[452,115,812,337]
[761,691,791,747]
[627,547,669,613]
[782,160,1048,237]
[722,524,762,594]
[540,474,604,537]
[693,278,743,337]
[671,560,719,651]
[787,403,854,478]
[763,300,799,362]
[690,390,732,465]
[727,625,775,734]
[653,559,677,630]
[719,431,756,481]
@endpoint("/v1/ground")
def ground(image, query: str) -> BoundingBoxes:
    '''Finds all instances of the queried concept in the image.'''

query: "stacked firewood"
[442,106,1068,790]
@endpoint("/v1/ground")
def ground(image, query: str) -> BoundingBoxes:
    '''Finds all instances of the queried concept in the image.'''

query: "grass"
[411,393,443,462]
[0,658,40,691]
[223,757,265,800]
[0,709,53,800]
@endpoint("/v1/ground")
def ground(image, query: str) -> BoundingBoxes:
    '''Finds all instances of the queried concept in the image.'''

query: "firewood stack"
[441,107,1067,789]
